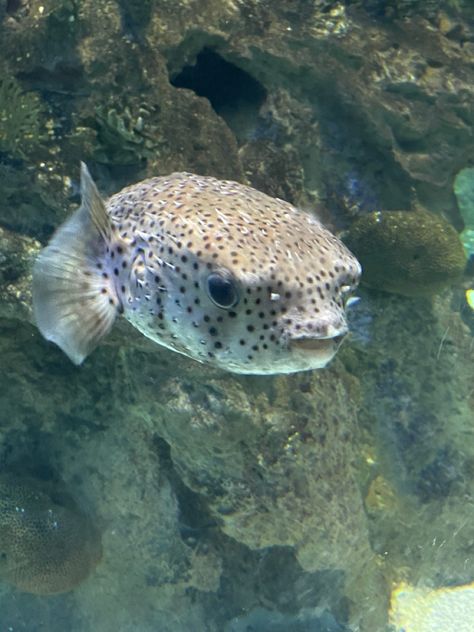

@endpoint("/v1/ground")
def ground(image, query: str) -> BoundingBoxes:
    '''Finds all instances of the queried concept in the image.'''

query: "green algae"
[345,210,467,296]
[0,77,45,159]
[454,167,474,258]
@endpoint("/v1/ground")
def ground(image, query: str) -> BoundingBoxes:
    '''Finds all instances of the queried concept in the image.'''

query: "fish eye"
[207,272,239,309]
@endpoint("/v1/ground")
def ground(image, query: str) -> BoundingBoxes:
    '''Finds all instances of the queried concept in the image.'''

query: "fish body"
[33,164,361,374]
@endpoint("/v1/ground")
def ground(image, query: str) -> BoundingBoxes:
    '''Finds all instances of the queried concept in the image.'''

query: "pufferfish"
[33,164,361,374]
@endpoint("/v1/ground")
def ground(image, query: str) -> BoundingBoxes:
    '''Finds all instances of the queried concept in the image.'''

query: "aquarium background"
[0,1,473,630]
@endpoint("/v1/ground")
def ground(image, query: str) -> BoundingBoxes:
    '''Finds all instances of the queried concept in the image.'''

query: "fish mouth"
[291,333,346,353]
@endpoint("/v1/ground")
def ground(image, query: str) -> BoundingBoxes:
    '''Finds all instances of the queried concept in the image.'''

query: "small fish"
[33,164,361,374]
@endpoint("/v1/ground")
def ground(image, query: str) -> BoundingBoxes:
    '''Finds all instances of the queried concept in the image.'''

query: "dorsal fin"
[80,162,110,240]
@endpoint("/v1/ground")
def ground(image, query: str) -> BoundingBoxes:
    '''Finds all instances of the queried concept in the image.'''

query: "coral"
[0,226,37,286]
[0,77,45,158]
[92,103,162,166]
[454,167,474,257]
[0,474,102,594]
[0,225,40,322]
[0,162,69,241]
[239,138,305,204]
[344,210,467,296]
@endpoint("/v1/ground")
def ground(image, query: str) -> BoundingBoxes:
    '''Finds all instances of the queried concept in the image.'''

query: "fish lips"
[290,324,348,363]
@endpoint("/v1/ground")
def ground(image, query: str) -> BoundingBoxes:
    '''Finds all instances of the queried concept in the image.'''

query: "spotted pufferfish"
[33,164,361,374]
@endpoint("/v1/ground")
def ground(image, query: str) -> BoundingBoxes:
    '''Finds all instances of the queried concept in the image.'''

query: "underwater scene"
[1,1,474,630]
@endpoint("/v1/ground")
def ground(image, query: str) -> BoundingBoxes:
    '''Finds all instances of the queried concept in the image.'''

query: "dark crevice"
[17,64,85,96]
[153,435,220,540]
[6,0,22,14]
[169,48,267,140]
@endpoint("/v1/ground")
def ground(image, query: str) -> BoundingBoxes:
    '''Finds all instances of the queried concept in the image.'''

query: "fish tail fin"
[33,163,121,365]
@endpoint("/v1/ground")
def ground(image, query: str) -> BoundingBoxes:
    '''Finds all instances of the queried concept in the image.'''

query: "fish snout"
[289,316,348,355]
[315,320,348,340]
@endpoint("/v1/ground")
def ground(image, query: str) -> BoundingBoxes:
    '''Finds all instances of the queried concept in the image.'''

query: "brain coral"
[0,474,102,594]
[344,210,467,296]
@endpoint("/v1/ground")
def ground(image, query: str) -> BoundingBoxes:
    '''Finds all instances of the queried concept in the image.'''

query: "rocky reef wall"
[1,1,473,631]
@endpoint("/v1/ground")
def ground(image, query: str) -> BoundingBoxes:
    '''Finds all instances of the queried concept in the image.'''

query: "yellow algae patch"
[466,289,474,311]
[365,475,398,513]
[390,581,474,632]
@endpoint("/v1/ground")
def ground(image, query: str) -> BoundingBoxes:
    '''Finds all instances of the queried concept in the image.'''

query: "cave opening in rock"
[170,48,267,139]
